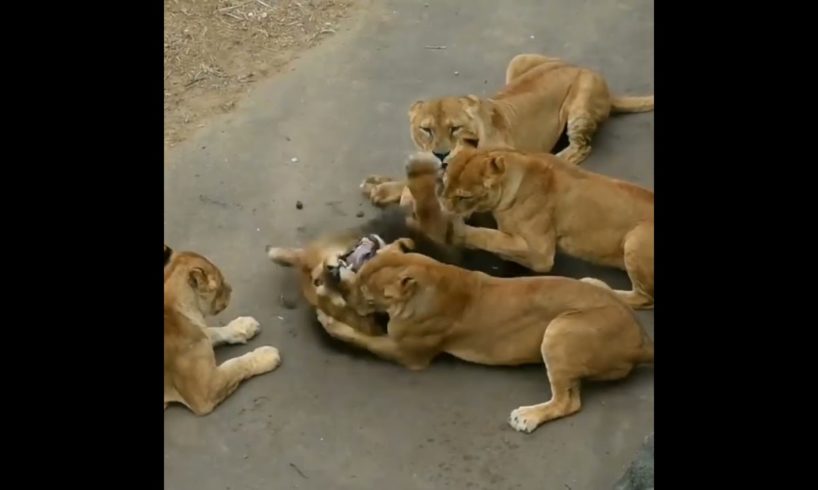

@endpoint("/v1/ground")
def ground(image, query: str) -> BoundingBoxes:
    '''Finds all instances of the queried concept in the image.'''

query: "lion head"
[438,148,512,216]
[408,96,488,162]
[340,243,421,317]
[165,251,232,316]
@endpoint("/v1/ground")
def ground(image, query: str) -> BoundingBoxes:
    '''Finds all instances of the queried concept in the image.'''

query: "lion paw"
[368,185,399,206]
[360,175,395,195]
[226,316,261,344]
[405,152,441,177]
[508,406,542,434]
[252,346,281,372]
[316,309,334,329]
[315,309,353,339]
[555,146,590,166]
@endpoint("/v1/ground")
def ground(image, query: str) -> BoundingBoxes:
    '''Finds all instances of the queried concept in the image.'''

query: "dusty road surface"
[163,1,654,489]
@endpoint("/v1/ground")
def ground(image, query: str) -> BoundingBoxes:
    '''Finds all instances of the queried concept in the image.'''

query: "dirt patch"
[164,0,354,149]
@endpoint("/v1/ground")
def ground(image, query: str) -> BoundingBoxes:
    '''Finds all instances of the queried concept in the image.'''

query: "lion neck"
[494,166,526,212]
[164,271,208,329]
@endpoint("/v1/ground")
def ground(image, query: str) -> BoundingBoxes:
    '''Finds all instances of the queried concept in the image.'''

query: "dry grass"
[164,0,353,148]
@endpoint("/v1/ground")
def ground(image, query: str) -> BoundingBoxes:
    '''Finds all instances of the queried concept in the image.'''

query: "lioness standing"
[431,149,654,309]
[362,53,653,206]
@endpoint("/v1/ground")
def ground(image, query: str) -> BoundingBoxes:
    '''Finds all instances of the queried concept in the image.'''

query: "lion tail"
[611,95,654,113]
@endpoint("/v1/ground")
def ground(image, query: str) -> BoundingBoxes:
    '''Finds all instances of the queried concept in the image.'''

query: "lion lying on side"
[431,148,654,309]
[164,245,281,415]
[362,53,654,206]
[265,151,535,335]
[266,206,530,336]
[316,239,653,433]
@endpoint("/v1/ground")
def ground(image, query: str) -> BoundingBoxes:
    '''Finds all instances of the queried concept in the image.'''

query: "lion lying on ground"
[315,238,653,433]
[266,205,530,336]
[164,245,281,415]
[427,148,654,309]
[362,53,654,206]
[265,150,537,336]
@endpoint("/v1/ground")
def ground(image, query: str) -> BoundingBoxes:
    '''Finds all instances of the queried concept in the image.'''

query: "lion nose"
[433,151,449,162]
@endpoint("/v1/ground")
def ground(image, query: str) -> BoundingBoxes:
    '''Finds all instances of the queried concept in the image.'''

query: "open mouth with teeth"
[326,234,386,284]
[341,234,385,271]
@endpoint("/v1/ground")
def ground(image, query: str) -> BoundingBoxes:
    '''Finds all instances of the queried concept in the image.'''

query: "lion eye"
[420,127,433,136]
[450,126,462,134]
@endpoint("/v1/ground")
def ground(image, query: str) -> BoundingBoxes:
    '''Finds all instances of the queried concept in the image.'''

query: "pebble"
[356,211,365,218]
[291,157,299,163]
[296,200,303,210]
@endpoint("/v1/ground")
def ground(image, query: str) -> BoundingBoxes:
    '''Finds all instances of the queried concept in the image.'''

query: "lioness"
[266,155,533,336]
[164,245,281,415]
[436,148,654,309]
[266,207,530,336]
[362,53,654,206]
[317,241,654,433]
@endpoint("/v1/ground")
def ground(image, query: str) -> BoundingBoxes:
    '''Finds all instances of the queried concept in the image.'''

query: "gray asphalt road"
[163,1,654,489]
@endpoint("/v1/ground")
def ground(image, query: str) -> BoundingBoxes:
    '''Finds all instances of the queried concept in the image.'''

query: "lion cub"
[362,53,653,205]
[317,241,653,433]
[164,245,281,415]
[434,149,654,309]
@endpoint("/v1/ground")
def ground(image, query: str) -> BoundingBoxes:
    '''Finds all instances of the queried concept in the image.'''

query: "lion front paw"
[252,346,281,373]
[508,406,543,434]
[405,152,441,178]
[360,175,396,195]
[315,309,355,339]
[225,316,261,344]
[316,309,335,330]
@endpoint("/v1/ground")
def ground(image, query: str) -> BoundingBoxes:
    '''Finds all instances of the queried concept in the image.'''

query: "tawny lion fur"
[430,148,654,309]
[265,162,531,337]
[361,53,653,206]
[318,242,653,433]
[164,246,281,415]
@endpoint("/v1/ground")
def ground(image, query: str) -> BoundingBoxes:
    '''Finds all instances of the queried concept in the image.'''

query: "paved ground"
[163,1,654,489]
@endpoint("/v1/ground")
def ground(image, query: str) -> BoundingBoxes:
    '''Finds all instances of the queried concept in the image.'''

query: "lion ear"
[395,238,415,253]
[399,274,417,292]
[459,94,480,108]
[188,267,207,290]
[164,244,173,266]
[383,271,417,298]
[488,155,506,175]
[408,100,424,117]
